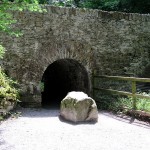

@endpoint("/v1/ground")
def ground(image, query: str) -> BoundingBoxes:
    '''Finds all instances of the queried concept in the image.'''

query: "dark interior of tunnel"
[41,59,90,107]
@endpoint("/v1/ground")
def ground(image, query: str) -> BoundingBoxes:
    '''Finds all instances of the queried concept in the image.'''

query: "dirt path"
[0,108,150,150]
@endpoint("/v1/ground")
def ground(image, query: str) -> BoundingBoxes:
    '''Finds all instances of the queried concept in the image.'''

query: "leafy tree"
[74,0,80,7]
[118,0,150,13]
[52,0,75,7]
[81,0,150,13]
[52,0,150,14]
[0,0,44,37]
[0,0,44,118]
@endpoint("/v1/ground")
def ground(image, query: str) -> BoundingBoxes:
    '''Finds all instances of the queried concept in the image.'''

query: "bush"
[0,67,19,110]
[95,90,150,113]
[109,93,150,112]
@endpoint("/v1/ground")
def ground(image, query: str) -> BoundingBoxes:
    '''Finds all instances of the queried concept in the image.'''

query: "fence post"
[131,81,137,110]
[92,70,96,99]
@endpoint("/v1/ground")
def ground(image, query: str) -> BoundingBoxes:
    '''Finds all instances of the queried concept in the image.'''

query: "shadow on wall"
[41,59,90,107]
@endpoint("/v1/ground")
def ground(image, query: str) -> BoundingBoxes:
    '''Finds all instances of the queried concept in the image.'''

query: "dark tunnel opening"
[41,59,90,107]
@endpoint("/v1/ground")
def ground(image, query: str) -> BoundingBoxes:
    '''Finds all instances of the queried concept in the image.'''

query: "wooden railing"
[93,75,150,110]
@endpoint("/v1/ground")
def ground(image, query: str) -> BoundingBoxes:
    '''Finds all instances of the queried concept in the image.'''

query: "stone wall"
[0,6,150,105]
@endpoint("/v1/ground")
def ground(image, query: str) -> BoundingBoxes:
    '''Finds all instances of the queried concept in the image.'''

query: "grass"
[136,93,150,112]
[113,95,150,112]
[95,91,150,113]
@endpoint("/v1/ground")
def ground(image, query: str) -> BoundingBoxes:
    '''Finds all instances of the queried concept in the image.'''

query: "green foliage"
[0,0,45,36]
[108,93,150,112]
[96,90,150,113]
[79,0,102,9]
[0,45,6,59]
[80,0,120,10]
[118,0,150,14]
[95,91,118,110]
[0,65,20,120]
[136,93,150,112]
[0,0,46,119]
[81,0,150,13]
[37,0,47,4]
[39,81,44,92]
[52,0,75,7]
[52,0,150,14]
[0,67,19,107]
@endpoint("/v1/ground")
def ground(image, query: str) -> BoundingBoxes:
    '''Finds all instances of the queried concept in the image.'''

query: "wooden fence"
[93,75,150,111]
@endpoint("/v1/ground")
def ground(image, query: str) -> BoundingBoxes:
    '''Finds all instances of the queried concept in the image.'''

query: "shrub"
[0,66,19,120]
[109,93,150,112]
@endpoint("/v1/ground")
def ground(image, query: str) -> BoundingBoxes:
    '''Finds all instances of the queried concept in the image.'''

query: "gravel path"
[0,108,150,150]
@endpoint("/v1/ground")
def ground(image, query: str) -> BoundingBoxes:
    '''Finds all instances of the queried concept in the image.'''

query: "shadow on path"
[13,106,60,118]
[100,111,150,129]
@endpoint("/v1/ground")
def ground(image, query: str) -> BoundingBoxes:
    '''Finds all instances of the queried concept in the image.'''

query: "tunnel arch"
[41,59,90,107]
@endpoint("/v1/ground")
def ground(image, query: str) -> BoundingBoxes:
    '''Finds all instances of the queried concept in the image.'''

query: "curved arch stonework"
[0,6,149,106]
[8,47,93,107]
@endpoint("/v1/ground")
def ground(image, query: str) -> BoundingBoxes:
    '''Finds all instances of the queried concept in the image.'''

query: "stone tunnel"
[0,6,149,107]
[41,59,90,107]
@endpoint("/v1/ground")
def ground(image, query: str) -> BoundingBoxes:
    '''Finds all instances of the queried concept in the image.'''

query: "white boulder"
[60,91,98,123]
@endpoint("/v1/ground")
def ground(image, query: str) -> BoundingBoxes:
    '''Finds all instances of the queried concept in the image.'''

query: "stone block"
[60,91,98,123]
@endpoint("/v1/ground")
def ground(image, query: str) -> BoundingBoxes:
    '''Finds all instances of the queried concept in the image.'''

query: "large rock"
[60,91,98,123]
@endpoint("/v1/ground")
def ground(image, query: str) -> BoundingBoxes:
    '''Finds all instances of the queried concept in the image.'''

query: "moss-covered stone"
[60,91,98,123]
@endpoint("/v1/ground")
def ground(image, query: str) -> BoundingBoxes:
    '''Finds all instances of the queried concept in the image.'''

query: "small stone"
[60,91,98,123]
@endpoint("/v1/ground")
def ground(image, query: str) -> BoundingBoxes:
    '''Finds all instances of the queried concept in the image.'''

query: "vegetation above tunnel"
[50,0,150,14]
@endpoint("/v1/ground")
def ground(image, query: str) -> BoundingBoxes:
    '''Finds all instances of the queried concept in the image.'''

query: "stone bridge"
[0,6,150,107]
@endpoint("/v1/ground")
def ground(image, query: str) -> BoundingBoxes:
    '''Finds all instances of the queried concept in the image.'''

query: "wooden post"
[132,81,137,110]
[92,70,96,99]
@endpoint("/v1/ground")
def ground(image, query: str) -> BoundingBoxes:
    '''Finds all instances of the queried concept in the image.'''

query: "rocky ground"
[0,107,150,150]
